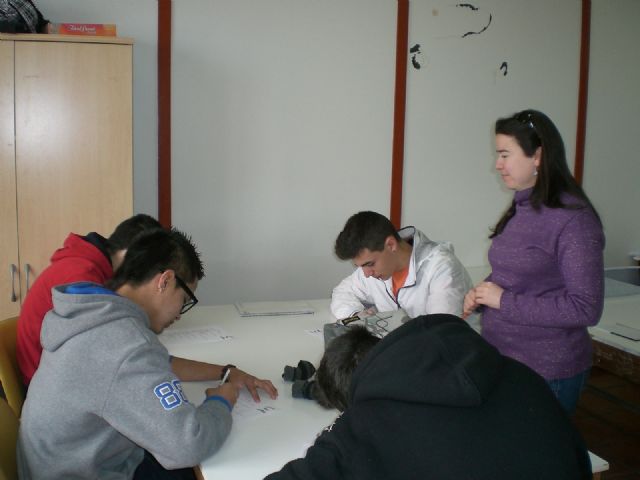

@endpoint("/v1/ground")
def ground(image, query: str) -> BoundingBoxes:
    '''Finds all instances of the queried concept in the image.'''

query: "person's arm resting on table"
[105,346,232,469]
[171,356,278,402]
[330,270,374,320]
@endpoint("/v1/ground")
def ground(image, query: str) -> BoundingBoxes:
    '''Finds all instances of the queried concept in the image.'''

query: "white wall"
[36,0,159,218]
[32,1,638,305]
[171,0,397,303]
[402,0,580,266]
[583,0,640,266]
[171,0,582,304]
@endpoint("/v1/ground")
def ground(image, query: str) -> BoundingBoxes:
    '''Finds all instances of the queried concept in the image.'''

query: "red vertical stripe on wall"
[390,0,409,229]
[574,0,591,186]
[158,0,172,227]
[155,2,587,228]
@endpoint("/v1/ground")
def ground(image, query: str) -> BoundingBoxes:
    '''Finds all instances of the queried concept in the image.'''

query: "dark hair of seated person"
[106,213,164,255]
[314,326,380,411]
[106,228,204,291]
[334,211,401,260]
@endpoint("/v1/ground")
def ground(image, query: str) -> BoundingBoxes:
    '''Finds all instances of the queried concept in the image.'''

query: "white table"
[158,300,338,480]
[160,297,609,479]
[589,294,640,355]
[589,451,609,479]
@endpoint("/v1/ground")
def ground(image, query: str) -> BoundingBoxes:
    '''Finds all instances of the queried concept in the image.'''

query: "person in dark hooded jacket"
[265,314,591,480]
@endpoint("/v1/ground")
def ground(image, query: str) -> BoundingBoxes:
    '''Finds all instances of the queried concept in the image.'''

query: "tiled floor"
[574,367,640,479]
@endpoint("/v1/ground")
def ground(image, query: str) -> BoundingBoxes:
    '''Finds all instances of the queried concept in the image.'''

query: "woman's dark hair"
[490,109,600,237]
[335,211,400,260]
[106,228,204,290]
[315,326,380,411]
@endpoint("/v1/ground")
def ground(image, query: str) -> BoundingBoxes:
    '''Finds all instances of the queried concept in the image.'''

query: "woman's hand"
[473,281,504,310]
[462,288,479,319]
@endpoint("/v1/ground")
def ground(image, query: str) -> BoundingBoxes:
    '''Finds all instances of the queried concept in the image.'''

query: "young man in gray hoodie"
[17,228,268,479]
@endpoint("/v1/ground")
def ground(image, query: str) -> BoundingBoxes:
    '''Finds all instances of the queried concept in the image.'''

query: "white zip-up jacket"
[331,227,474,325]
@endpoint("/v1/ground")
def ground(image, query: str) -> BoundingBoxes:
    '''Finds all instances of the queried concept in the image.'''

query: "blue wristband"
[205,395,233,412]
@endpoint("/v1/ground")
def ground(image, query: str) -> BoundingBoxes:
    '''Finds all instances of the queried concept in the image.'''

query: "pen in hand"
[220,367,231,385]
[205,368,239,409]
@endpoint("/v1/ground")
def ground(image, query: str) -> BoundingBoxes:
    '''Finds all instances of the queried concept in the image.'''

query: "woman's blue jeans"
[546,369,590,415]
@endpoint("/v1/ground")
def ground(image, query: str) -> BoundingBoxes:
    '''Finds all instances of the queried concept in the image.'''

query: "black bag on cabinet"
[0,0,49,34]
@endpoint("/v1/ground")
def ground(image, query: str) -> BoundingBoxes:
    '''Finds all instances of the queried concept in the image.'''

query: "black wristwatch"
[220,364,236,380]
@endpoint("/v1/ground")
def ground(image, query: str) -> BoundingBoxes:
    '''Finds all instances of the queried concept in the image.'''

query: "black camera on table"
[282,360,317,400]
[292,379,317,400]
[282,360,315,382]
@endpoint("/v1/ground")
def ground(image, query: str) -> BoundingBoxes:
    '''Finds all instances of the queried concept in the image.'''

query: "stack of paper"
[234,301,314,317]
[610,324,640,341]
[158,326,232,345]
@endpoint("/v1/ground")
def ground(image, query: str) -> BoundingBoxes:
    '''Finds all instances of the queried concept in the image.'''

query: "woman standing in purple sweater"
[463,109,605,414]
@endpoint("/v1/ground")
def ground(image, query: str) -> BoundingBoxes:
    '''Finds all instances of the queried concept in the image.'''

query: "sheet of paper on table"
[610,323,640,341]
[158,326,234,345]
[235,301,315,317]
[232,389,280,423]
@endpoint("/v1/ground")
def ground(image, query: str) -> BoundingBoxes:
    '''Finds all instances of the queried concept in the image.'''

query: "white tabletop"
[158,300,338,480]
[160,297,610,478]
[589,294,640,356]
[589,451,609,474]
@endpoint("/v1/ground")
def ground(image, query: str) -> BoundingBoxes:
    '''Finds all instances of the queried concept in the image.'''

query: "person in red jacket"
[17,214,163,385]
[17,214,279,403]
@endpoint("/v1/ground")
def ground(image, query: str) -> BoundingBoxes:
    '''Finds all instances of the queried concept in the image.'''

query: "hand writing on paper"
[206,383,239,408]
[228,368,278,402]
[359,307,377,317]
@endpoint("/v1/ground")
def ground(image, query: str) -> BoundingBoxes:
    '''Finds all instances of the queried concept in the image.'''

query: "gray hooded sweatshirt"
[17,283,232,479]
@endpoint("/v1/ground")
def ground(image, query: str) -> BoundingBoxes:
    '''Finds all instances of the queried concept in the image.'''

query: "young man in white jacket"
[331,211,477,330]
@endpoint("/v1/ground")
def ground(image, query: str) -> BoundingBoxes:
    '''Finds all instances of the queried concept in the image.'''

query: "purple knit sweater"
[482,188,605,380]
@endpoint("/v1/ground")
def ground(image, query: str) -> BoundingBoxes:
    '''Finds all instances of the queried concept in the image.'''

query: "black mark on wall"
[500,61,508,76]
[410,44,422,70]
[456,3,492,38]
[456,3,479,11]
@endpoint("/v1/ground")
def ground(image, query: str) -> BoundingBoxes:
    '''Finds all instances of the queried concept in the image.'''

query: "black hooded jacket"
[266,314,591,479]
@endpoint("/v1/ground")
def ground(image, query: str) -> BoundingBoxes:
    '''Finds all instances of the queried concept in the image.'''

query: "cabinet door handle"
[25,263,31,292]
[10,264,18,302]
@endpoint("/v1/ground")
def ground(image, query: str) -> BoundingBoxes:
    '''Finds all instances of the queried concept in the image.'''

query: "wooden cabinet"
[0,35,133,318]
